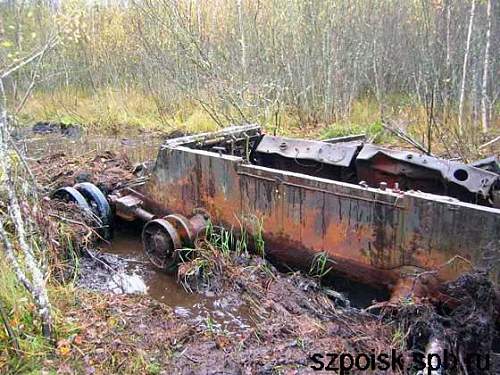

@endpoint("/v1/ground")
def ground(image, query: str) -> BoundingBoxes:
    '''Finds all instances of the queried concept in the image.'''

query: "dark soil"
[32,121,82,138]
[385,271,499,375]
[45,245,500,374]
[48,264,398,374]
[32,150,138,194]
[174,246,398,374]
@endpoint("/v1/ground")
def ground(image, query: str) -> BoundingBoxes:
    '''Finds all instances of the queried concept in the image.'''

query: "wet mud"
[77,222,253,336]
[63,247,399,374]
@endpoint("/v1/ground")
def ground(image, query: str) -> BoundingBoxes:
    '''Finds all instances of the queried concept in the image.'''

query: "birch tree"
[0,38,58,340]
[481,0,492,133]
[236,0,246,79]
[458,0,477,134]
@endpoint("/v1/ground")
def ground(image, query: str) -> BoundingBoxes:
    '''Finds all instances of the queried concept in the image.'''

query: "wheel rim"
[142,219,182,270]
[165,214,196,247]
[51,186,92,212]
[74,182,113,239]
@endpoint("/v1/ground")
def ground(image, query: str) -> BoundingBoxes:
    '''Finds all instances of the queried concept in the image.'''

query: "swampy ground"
[1,125,499,375]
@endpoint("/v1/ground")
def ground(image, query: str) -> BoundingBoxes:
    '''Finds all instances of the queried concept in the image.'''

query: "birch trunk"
[0,222,34,293]
[0,81,54,340]
[458,0,476,134]
[481,0,492,133]
[236,0,246,79]
[443,0,452,122]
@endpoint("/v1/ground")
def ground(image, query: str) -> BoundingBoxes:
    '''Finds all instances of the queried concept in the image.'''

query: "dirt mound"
[387,271,499,374]
[442,272,498,366]
[32,150,137,194]
[173,243,400,373]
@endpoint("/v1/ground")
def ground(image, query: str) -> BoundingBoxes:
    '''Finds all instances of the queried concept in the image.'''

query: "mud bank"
[33,150,138,194]
[47,242,500,374]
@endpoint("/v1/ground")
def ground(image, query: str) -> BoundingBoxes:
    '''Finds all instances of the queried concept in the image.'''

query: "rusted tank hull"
[141,143,500,293]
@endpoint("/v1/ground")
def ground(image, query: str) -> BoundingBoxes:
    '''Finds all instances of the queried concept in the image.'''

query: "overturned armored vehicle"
[58,125,500,302]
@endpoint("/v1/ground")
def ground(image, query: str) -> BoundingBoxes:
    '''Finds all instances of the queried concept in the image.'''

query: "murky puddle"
[327,274,389,308]
[88,223,252,336]
[101,230,194,304]
[17,131,162,163]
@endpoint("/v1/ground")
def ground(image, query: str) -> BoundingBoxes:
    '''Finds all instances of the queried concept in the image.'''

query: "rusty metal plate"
[356,144,498,198]
[163,124,261,149]
[469,156,500,175]
[322,134,366,144]
[256,135,361,167]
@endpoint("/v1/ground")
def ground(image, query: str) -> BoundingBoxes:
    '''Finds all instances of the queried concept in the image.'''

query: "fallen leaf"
[57,339,71,357]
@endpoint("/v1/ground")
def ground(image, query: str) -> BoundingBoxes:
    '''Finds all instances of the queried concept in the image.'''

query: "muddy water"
[18,132,162,163]
[101,227,200,306]
[328,275,389,307]
[97,223,252,335]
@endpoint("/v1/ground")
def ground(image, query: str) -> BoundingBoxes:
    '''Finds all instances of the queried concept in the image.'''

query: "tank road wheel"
[51,187,92,212]
[164,214,197,247]
[142,219,182,271]
[74,182,113,240]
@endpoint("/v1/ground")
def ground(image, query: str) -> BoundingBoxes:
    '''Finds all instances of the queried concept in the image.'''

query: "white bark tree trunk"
[458,0,477,134]
[0,81,53,340]
[5,175,54,339]
[236,0,246,79]
[0,222,34,294]
[443,0,452,121]
[481,0,492,133]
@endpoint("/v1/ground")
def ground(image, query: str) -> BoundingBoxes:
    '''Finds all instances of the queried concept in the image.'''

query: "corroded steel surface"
[256,135,360,167]
[356,144,498,199]
[140,137,500,293]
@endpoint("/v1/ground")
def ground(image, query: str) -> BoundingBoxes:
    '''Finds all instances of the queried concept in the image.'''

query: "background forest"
[0,0,498,155]
[0,1,499,373]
